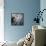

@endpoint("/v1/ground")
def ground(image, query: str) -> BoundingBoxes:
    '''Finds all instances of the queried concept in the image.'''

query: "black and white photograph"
[11,13,24,25]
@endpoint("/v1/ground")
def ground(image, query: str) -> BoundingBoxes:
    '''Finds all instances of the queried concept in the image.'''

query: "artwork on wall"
[33,9,46,24]
[11,13,24,26]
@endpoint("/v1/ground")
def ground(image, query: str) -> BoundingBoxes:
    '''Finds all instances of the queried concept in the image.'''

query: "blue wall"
[4,0,40,42]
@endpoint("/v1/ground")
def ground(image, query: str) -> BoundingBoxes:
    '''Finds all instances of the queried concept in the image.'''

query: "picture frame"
[11,13,24,26]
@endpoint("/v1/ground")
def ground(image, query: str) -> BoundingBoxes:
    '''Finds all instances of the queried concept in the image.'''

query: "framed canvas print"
[11,13,24,26]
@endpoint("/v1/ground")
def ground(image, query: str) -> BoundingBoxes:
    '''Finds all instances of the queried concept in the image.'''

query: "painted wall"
[4,0,40,42]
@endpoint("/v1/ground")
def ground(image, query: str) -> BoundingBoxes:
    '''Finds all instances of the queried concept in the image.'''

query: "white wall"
[0,0,4,42]
[40,0,46,45]
[40,0,46,27]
